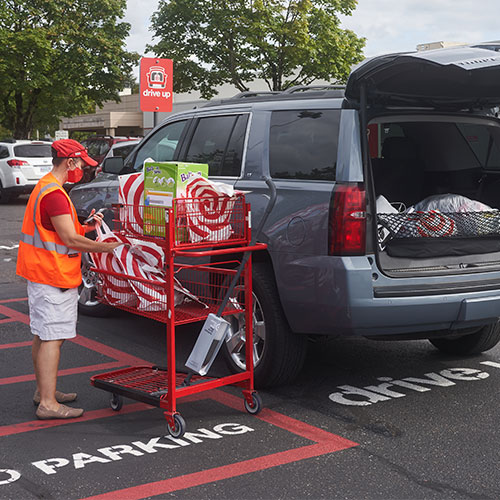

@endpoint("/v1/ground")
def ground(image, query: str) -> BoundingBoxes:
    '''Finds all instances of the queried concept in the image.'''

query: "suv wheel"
[0,181,11,204]
[429,322,500,355]
[222,263,307,388]
[78,253,112,317]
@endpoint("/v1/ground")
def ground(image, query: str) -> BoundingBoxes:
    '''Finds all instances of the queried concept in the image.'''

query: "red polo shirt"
[39,190,71,231]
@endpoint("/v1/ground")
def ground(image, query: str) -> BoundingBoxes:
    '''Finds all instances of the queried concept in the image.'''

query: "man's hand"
[104,241,124,253]
[84,208,105,233]
[51,214,125,254]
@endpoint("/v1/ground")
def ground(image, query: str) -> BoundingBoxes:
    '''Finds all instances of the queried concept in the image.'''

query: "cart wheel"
[110,394,123,411]
[167,414,186,438]
[244,393,262,415]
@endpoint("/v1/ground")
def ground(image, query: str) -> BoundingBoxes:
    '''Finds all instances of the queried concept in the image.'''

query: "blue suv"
[71,43,500,387]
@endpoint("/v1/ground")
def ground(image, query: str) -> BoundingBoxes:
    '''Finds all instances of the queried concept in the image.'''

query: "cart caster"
[244,392,262,415]
[110,394,123,411]
[167,414,186,438]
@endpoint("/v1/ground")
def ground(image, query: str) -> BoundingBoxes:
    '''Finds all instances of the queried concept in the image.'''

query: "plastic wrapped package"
[414,193,492,212]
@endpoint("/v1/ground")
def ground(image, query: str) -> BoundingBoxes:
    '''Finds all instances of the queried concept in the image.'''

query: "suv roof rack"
[284,84,346,93]
[231,91,284,98]
[0,138,17,143]
[203,84,346,107]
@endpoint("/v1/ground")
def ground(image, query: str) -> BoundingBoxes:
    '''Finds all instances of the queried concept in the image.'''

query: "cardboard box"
[143,161,209,237]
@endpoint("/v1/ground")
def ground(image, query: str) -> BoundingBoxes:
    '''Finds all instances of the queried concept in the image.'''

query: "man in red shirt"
[17,139,122,420]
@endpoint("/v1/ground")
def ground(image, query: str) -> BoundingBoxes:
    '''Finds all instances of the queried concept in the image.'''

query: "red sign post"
[140,57,173,113]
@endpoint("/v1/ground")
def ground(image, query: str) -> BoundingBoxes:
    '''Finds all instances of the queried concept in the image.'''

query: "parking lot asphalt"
[2,198,500,499]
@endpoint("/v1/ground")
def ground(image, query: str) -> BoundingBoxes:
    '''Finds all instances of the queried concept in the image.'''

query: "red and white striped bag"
[184,177,237,243]
[119,239,171,312]
[118,172,144,236]
[91,225,137,307]
[123,241,207,311]
[94,222,205,312]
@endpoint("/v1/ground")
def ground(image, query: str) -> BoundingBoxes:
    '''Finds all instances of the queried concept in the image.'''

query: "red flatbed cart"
[90,191,267,437]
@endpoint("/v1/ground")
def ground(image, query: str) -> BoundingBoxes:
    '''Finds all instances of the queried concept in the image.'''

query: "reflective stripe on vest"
[20,182,78,256]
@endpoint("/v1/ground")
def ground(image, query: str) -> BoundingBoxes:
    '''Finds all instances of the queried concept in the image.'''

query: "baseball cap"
[51,139,98,167]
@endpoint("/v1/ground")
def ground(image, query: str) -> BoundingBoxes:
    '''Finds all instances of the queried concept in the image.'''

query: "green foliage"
[148,0,365,98]
[0,0,139,138]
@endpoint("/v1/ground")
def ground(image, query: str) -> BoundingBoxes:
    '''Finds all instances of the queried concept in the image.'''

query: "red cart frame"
[90,195,266,437]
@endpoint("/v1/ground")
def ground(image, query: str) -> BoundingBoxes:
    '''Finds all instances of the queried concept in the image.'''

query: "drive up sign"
[140,57,173,112]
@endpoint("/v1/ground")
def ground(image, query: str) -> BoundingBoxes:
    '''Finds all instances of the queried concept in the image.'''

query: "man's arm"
[51,214,122,253]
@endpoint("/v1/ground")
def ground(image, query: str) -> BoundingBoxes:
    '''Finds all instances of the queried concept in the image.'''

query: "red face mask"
[67,161,84,183]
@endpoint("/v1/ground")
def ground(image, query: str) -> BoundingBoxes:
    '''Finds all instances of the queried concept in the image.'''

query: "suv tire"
[429,322,500,355]
[78,253,112,317]
[222,262,307,388]
[0,181,11,204]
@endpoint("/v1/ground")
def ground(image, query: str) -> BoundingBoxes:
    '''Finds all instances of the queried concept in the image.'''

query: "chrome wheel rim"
[79,254,100,307]
[225,285,266,370]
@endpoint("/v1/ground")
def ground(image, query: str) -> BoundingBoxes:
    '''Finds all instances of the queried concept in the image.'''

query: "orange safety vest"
[17,172,84,288]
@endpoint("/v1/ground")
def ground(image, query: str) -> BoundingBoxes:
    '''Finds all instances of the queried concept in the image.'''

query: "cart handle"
[174,242,267,258]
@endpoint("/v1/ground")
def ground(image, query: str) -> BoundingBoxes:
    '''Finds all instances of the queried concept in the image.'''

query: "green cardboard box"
[143,161,209,238]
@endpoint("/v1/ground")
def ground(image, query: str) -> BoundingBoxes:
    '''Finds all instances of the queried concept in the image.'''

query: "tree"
[148,0,365,99]
[0,0,139,138]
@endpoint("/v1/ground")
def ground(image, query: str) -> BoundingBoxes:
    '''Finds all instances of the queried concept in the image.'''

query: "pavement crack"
[365,450,498,499]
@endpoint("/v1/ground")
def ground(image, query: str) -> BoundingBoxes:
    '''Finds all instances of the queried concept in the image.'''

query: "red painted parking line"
[0,318,17,325]
[210,390,344,444]
[0,394,207,438]
[80,391,358,500]
[0,402,153,437]
[70,335,149,366]
[82,443,351,500]
[0,340,32,350]
[0,304,29,325]
[0,302,149,365]
[0,361,124,386]
[0,297,27,304]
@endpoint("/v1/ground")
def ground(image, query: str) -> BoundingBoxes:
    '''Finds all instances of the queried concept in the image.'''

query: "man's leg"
[33,337,64,411]
[32,335,41,392]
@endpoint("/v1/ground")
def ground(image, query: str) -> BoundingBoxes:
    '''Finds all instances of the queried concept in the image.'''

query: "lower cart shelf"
[91,365,262,437]
[91,366,212,406]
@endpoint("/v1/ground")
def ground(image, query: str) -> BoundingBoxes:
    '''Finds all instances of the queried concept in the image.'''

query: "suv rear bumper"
[5,184,35,195]
[278,255,500,337]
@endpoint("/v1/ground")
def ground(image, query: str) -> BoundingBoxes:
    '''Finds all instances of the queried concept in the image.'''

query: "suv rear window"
[13,144,52,157]
[269,110,340,180]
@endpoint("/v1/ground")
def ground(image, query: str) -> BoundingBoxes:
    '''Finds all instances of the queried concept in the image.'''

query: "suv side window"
[184,114,247,176]
[133,120,187,171]
[269,110,340,180]
[0,146,9,159]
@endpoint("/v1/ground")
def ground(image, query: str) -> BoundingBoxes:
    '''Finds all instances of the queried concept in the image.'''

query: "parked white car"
[0,140,53,203]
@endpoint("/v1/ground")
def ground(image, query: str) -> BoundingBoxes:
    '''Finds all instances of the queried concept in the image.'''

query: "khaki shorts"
[27,281,78,341]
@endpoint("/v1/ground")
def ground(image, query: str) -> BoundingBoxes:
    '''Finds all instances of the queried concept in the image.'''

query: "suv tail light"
[329,183,366,255]
[7,159,29,167]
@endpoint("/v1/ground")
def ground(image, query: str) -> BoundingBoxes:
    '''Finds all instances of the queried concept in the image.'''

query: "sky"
[124,0,500,76]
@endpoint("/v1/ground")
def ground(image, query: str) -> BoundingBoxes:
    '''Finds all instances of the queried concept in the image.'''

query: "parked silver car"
[71,43,500,387]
